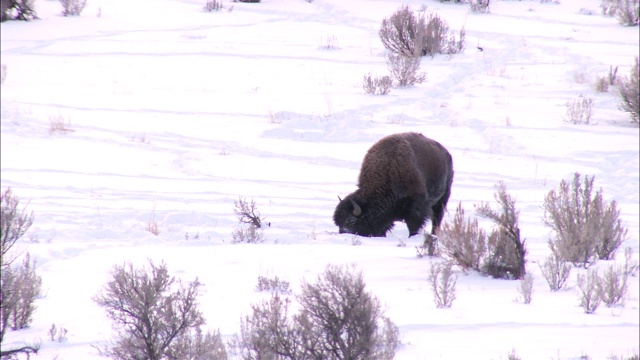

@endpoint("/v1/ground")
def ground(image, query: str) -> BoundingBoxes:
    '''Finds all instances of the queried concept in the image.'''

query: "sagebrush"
[1,187,40,359]
[363,72,392,95]
[476,182,527,280]
[543,173,627,268]
[428,261,457,308]
[576,268,602,314]
[517,273,534,304]
[386,53,427,87]
[1,0,37,21]
[93,260,227,360]
[60,0,87,16]
[231,264,400,360]
[379,5,464,58]
[564,94,594,124]
[539,242,572,291]
[619,56,639,123]
[438,202,486,272]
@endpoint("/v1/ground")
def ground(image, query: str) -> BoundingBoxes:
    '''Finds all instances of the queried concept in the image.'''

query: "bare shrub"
[428,261,457,308]
[5,253,42,331]
[60,0,87,16]
[379,5,424,57]
[230,294,299,359]
[48,323,68,342]
[615,0,640,25]
[1,188,42,359]
[92,260,224,360]
[204,0,223,11]
[470,0,491,13]
[608,65,620,85]
[539,242,572,291]
[386,53,427,87]
[1,0,37,21]
[600,263,628,307]
[425,13,465,56]
[476,182,527,280]
[595,76,610,92]
[146,202,159,236]
[602,0,618,15]
[439,202,487,272]
[619,56,639,123]
[231,225,265,244]
[379,5,464,58]
[623,247,639,277]
[232,264,400,360]
[416,233,439,258]
[319,35,339,50]
[233,197,264,228]
[576,268,602,314]
[564,94,595,124]
[49,113,74,135]
[507,348,522,360]
[1,187,34,270]
[543,173,628,268]
[296,264,400,359]
[169,327,228,360]
[517,273,534,304]
[256,275,291,295]
[363,72,392,95]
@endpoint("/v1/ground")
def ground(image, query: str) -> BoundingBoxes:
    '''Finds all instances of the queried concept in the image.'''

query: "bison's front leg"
[403,196,431,237]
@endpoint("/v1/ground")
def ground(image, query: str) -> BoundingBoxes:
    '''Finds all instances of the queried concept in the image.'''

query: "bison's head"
[332,194,392,237]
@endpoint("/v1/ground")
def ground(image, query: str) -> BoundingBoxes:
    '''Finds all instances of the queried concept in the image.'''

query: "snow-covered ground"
[1,0,638,358]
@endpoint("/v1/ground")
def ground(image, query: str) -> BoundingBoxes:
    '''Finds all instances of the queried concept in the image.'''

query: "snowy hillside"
[1,0,638,358]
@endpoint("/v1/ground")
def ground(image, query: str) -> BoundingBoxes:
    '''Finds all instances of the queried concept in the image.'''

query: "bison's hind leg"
[403,195,432,237]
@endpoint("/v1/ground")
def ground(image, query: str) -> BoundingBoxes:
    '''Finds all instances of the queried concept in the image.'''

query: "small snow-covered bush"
[564,94,594,124]
[1,0,37,21]
[48,323,68,342]
[363,72,392,95]
[600,263,628,307]
[428,261,457,308]
[539,243,572,291]
[610,0,640,26]
[517,273,534,304]
[595,76,610,92]
[387,53,427,87]
[231,225,264,244]
[543,173,627,268]
[576,268,602,314]
[619,57,639,123]
[1,188,41,360]
[234,196,264,228]
[379,5,464,58]
[93,260,226,359]
[439,202,487,272]
[170,327,227,360]
[470,0,491,13]
[256,275,291,295]
[60,0,87,16]
[623,247,639,277]
[231,264,400,360]
[204,0,223,12]
[416,233,439,258]
[3,253,42,331]
[476,182,527,280]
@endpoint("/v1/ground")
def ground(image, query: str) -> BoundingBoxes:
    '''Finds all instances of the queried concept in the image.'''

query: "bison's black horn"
[338,195,342,202]
[350,199,362,216]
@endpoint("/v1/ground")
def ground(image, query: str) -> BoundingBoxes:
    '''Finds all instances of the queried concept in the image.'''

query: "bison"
[333,132,453,237]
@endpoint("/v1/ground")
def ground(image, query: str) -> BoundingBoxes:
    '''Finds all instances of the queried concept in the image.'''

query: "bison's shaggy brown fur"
[333,132,453,237]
